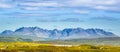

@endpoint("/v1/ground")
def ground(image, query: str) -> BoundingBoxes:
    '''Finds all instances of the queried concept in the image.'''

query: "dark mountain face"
[1,30,14,35]
[0,27,117,39]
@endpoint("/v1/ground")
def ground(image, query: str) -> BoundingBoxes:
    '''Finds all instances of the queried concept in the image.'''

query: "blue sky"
[0,0,120,36]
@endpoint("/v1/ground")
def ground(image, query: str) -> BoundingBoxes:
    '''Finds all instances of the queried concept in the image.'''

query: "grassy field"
[0,42,120,52]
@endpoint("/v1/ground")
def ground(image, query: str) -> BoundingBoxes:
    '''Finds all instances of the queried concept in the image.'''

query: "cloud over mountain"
[36,18,84,22]
[91,16,120,21]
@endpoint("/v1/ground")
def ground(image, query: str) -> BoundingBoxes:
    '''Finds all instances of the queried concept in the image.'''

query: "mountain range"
[0,27,118,40]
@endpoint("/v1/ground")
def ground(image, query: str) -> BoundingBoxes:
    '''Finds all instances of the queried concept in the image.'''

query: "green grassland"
[0,42,120,52]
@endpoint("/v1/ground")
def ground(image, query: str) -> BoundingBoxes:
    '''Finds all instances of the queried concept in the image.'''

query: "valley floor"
[0,42,120,52]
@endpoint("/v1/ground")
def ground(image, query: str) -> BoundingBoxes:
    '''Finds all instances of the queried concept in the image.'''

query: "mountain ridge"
[0,27,118,40]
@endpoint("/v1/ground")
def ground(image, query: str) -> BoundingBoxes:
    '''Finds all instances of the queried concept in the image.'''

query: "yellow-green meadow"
[0,42,120,52]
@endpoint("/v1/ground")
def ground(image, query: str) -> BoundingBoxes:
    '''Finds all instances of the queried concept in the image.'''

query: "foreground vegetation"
[0,42,120,52]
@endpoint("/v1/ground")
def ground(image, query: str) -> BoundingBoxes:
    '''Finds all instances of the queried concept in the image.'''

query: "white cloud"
[0,0,120,12]
[0,3,13,8]
[74,10,90,14]
[65,0,120,12]
[0,0,15,8]
[7,13,45,17]
[17,13,44,16]
[23,7,40,10]
[93,5,119,11]
[68,0,118,6]
[20,2,62,7]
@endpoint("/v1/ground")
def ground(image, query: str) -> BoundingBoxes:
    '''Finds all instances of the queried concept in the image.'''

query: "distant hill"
[0,37,33,42]
[0,27,118,40]
[38,37,120,46]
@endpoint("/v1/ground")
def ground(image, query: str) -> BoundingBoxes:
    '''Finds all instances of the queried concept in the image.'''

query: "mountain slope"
[0,27,118,40]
